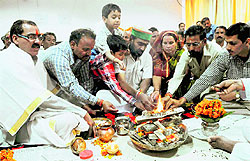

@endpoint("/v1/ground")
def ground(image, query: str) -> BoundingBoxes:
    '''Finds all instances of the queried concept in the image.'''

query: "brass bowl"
[93,118,113,128]
[70,137,86,154]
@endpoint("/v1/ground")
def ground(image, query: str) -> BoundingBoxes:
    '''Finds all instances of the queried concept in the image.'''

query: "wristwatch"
[235,91,241,102]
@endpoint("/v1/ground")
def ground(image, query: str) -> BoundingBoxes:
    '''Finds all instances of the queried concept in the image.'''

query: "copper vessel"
[97,126,115,142]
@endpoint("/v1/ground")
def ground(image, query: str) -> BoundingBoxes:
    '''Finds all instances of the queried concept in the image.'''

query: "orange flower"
[194,99,227,119]
[0,149,16,161]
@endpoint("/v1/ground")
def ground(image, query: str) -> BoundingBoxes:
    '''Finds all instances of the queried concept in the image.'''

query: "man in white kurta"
[0,20,92,147]
[208,78,250,161]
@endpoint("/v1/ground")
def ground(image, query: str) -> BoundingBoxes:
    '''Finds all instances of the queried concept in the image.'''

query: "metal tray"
[129,124,188,151]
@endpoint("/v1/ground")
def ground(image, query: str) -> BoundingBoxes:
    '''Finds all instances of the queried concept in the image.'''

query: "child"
[90,35,145,112]
[93,3,125,70]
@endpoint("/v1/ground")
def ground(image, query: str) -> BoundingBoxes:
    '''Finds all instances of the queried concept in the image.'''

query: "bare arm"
[151,75,161,101]
[117,72,137,96]
[140,78,151,94]
[117,72,154,110]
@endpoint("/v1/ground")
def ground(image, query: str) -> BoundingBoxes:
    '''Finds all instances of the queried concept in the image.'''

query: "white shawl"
[0,44,53,136]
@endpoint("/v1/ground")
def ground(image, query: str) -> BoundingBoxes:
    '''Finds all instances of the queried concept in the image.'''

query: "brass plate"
[129,124,188,151]
[93,117,112,127]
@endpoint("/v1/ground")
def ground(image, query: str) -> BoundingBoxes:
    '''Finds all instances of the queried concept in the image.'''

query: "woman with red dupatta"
[150,30,192,102]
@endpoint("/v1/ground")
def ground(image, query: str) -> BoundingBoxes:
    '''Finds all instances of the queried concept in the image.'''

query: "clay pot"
[97,127,115,142]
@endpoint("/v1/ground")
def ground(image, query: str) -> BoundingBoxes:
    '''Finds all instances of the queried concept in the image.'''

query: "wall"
[0,0,183,48]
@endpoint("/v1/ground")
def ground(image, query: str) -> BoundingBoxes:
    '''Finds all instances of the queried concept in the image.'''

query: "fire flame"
[154,95,164,113]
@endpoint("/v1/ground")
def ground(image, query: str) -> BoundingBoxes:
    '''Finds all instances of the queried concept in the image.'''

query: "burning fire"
[154,95,164,113]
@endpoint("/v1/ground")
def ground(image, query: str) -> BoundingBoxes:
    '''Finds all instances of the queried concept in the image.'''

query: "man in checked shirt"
[165,22,250,112]
[90,35,154,113]
[43,29,118,115]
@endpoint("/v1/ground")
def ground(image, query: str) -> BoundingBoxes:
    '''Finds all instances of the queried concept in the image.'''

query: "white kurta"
[122,51,153,91]
[229,118,250,161]
[0,44,89,147]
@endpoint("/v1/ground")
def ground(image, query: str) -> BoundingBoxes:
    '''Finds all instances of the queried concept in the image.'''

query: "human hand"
[219,91,237,101]
[212,80,243,95]
[165,97,186,110]
[82,104,96,116]
[83,112,94,127]
[161,95,171,104]
[117,59,126,70]
[83,113,97,138]
[134,101,146,111]
[102,101,118,113]
[207,136,237,153]
[150,90,160,102]
[138,93,154,111]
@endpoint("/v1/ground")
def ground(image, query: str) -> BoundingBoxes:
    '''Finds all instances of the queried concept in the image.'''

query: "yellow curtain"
[185,0,250,28]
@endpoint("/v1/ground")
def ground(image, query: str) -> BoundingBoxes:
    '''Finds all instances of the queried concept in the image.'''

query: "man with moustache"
[212,26,227,49]
[43,29,118,115]
[165,23,250,111]
[121,28,154,103]
[0,31,11,51]
[201,17,217,41]
[0,20,93,147]
[163,25,224,103]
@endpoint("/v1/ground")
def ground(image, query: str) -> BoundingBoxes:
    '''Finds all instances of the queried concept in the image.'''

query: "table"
[13,114,249,161]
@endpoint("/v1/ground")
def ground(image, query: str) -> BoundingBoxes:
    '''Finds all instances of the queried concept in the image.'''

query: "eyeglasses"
[185,41,202,48]
[17,34,43,41]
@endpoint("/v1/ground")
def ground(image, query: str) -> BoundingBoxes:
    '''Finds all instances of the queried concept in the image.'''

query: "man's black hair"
[185,25,206,41]
[148,27,158,33]
[226,22,250,43]
[69,29,96,45]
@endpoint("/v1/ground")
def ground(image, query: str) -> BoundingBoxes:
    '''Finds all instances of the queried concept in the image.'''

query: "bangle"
[165,93,172,98]
[136,90,143,99]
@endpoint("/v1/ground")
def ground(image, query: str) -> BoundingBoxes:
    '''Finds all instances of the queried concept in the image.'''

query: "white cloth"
[212,39,227,49]
[229,118,250,161]
[122,51,153,90]
[96,90,134,113]
[167,41,223,95]
[0,44,89,147]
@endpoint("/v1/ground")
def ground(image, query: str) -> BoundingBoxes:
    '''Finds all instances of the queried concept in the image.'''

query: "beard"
[129,44,144,58]
[189,50,202,58]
